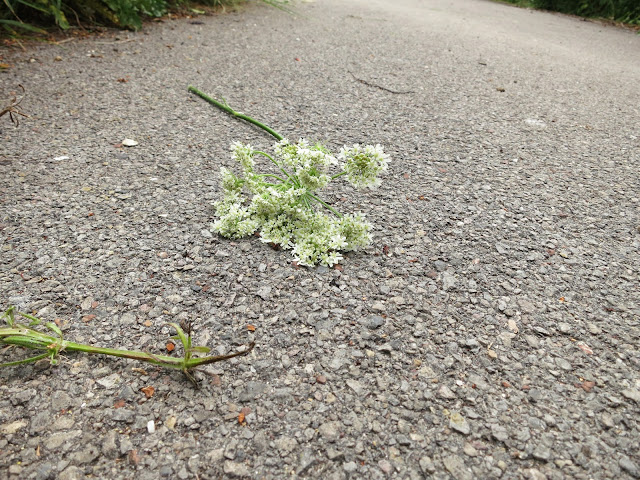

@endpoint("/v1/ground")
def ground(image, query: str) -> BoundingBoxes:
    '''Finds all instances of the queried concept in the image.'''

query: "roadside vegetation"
[1,0,290,35]
[499,0,640,26]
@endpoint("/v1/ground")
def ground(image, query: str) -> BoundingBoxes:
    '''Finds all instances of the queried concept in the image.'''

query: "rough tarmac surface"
[1,0,639,478]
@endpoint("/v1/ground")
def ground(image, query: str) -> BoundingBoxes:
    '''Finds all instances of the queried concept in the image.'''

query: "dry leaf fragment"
[487,349,498,359]
[140,386,155,398]
[166,342,175,352]
[507,319,519,334]
[576,380,595,392]
[577,343,594,355]
[238,407,251,425]
[247,324,256,332]
[128,449,141,465]
[210,373,221,386]
[114,399,126,409]
[143,320,152,327]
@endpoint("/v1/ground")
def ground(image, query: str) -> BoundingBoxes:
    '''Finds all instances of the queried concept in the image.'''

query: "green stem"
[0,352,50,368]
[331,171,348,180]
[188,86,284,141]
[302,195,314,213]
[257,173,287,183]
[308,193,342,217]
[254,151,295,184]
[1,325,254,371]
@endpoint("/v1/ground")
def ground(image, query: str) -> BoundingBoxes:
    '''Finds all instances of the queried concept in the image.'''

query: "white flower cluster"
[274,139,337,191]
[211,139,388,266]
[339,144,390,189]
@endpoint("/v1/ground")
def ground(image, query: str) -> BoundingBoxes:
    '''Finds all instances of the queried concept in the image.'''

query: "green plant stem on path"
[0,307,254,385]
[188,86,284,141]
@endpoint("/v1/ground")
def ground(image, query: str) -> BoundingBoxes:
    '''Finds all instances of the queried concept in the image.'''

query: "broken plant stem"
[0,307,254,381]
[188,86,283,141]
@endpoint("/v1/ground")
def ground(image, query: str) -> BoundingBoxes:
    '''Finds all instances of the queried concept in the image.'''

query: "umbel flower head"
[339,144,390,189]
[211,138,388,266]
[274,138,337,191]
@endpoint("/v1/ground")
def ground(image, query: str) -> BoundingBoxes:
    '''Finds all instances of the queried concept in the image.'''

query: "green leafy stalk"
[0,307,254,384]
[188,86,284,140]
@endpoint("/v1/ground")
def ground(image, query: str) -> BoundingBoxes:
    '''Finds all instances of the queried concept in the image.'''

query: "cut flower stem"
[188,86,284,141]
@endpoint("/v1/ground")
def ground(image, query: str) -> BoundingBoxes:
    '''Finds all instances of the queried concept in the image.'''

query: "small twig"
[52,38,76,45]
[93,38,136,45]
[67,6,85,32]
[348,71,415,94]
[1,85,29,126]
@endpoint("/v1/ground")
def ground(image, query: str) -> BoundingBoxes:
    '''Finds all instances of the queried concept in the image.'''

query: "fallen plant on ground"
[189,86,390,266]
[0,306,254,386]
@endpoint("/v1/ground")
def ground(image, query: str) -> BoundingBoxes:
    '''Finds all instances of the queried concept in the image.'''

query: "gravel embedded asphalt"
[1,0,640,479]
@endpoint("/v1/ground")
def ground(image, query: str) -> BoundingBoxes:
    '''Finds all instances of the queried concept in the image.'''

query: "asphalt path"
[1,1,639,479]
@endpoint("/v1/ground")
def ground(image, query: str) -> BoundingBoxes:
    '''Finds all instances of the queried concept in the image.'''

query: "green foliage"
[501,0,640,24]
[1,0,293,34]
[0,0,167,31]
[534,0,640,24]
[0,0,266,33]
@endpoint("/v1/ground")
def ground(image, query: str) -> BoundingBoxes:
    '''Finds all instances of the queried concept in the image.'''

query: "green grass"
[497,0,640,25]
